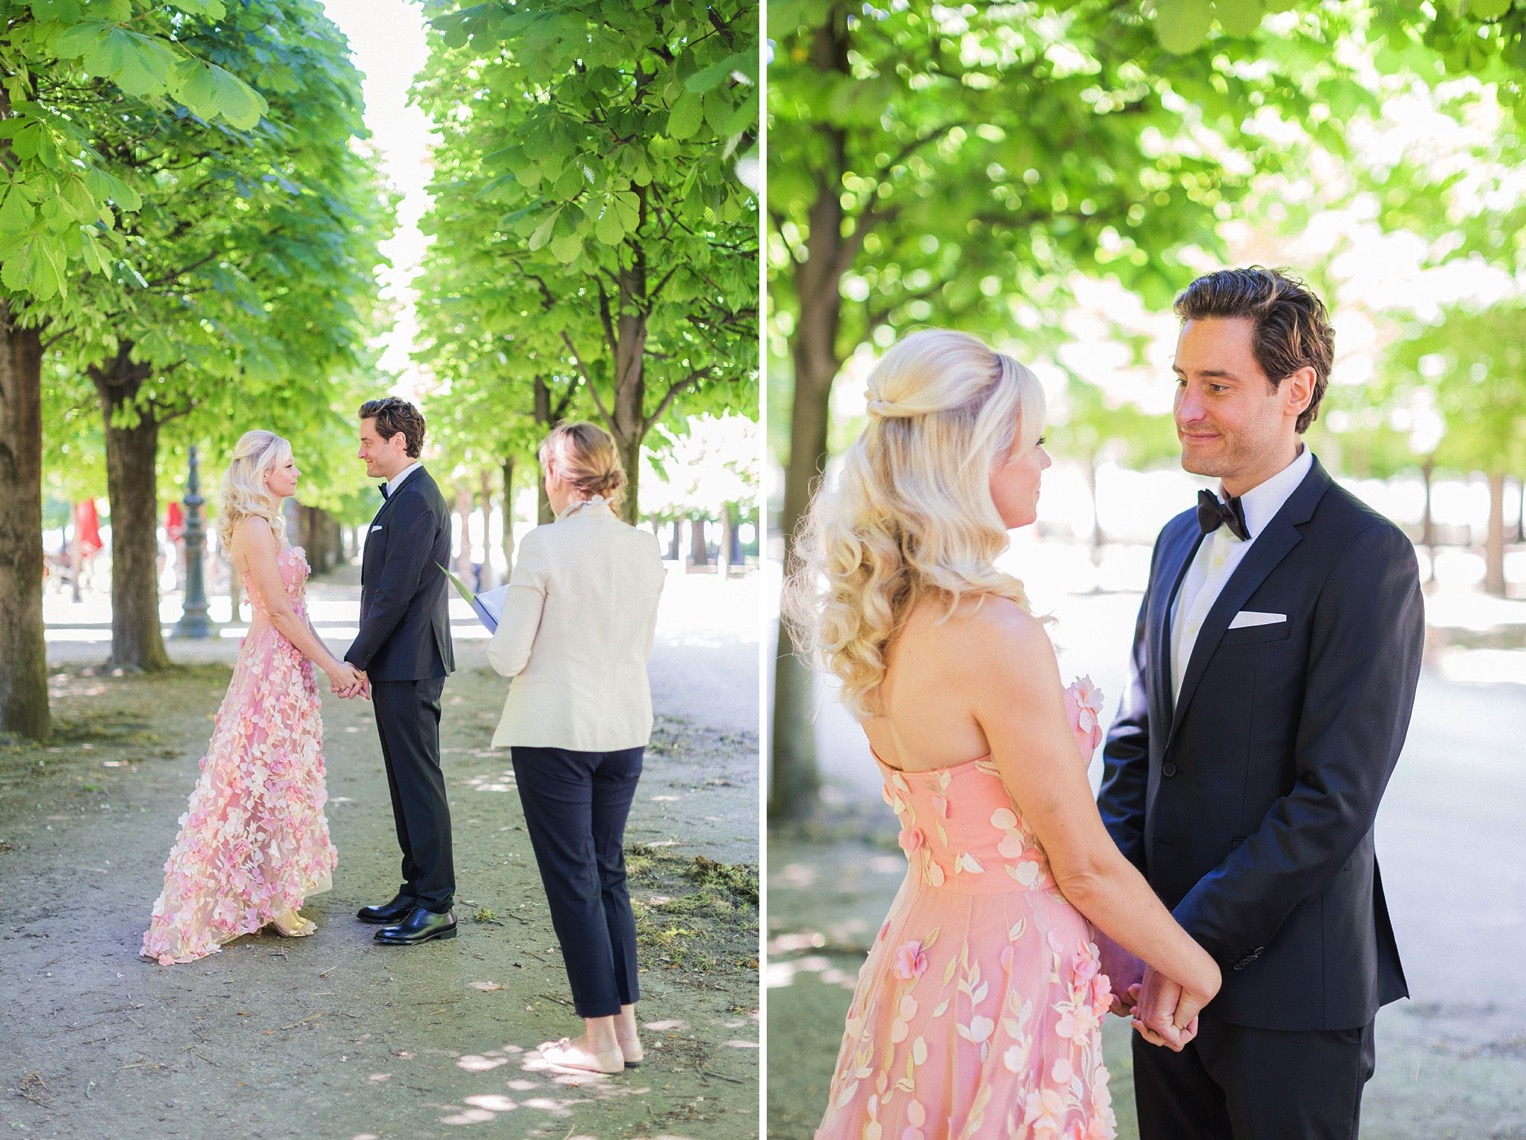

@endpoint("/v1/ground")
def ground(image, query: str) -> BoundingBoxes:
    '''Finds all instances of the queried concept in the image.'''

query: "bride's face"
[988,429,1050,529]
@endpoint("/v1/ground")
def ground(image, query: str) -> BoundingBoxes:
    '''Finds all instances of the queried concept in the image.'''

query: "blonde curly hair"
[216,430,291,550]
[781,329,1045,718]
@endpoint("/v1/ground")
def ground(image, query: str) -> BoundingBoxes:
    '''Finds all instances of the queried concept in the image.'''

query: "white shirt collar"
[1227,445,1313,541]
[386,461,423,499]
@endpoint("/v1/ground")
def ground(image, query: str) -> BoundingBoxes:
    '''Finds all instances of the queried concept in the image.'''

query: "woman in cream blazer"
[487,421,665,1075]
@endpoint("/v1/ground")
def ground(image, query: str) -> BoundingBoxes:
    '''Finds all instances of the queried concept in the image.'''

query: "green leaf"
[0,231,64,300]
[612,190,640,231]
[83,167,142,213]
[548,233,583,263]
[1156,0,1215,54]
[169,58,268,130]
[76,26,181,98]
[0,185,35,233]
[1214,0,1265,37]
[1466,0,1511,16]
[683,52,751,92]
[667,91,704,139]
[26,0,83,22]
[528,210,559,250]
[594,205,625,244]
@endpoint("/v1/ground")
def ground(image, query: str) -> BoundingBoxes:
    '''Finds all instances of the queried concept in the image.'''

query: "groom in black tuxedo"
[1097,268,1424,1138]
[346,396,458,946]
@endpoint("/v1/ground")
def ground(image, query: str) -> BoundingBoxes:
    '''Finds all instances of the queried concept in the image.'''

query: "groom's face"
[358,418,410,481]
[1173,317,1308,498]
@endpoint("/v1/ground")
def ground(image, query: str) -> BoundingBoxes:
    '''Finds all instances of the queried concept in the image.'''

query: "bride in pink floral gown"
[143,431,363,965]
[783,331,1221,1138]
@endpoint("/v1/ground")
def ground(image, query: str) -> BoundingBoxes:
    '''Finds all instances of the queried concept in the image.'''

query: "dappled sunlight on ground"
[458,764,518,794]
[436,1040,647,1128]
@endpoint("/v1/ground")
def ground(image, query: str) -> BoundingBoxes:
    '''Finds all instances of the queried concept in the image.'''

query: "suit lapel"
[1149,519,1203,741]
[1168,460,1333,739]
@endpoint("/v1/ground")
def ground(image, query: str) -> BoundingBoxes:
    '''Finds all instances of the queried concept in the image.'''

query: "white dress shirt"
[1169,447,1313,705]
[385,461,423,498]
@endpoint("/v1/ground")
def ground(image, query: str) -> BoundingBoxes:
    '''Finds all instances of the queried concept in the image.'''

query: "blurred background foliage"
[767,0,1526,817]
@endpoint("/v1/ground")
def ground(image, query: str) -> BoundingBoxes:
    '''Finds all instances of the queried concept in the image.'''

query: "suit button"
[1162,762,1178,777]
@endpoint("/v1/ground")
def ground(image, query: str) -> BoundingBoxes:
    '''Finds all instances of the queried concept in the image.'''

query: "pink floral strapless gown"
[816,754,1116,1139]
[142,545,338,965]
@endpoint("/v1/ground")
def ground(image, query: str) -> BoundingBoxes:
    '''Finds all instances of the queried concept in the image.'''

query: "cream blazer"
[487,503,665,751]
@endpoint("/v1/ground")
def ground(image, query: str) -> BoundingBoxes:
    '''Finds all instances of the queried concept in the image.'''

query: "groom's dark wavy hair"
[1174,266,1334,434]
[360,396,426,457]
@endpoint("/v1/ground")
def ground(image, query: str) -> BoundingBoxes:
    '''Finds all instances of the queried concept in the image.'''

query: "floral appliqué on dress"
[816,678,1116,1139]
[142,546,338,965]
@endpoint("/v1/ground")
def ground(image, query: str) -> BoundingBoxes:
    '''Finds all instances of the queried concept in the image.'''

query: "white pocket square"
[369,525,384,533]
[1229,610,1286,629]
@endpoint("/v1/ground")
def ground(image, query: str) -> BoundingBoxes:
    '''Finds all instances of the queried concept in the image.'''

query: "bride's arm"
[962,599,1221,1045]
[235,518,359,692]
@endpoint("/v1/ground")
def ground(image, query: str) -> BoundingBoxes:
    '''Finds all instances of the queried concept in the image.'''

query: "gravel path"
[3,567,761,1139]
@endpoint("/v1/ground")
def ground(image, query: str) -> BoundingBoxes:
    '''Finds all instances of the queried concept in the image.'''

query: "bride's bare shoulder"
[907,594,1051,663]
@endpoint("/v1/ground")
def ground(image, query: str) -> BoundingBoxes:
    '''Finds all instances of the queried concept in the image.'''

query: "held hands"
[328,662,370,701]
[1129,964,1216,1052]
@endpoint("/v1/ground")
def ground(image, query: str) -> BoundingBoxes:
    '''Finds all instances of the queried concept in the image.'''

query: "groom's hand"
[1131,965,1199,1051]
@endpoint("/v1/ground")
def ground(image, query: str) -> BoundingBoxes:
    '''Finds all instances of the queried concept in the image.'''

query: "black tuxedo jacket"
[1097,456,1423,1031]
[346,466,455,682]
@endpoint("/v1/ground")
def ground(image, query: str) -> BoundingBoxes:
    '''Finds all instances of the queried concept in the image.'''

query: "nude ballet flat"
[538,1038,624,1075]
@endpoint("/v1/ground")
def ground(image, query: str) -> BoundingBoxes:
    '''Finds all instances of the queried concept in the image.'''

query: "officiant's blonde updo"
[217,430,290,549]
[782,329,1045,717]
[540,421,627,511]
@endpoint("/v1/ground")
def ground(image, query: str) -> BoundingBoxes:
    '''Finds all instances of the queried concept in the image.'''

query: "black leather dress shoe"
[357,893,417,925]
[375,907,457,945]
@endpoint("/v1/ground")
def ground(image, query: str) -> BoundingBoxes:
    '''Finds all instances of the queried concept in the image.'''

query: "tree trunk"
[1485,470,1506,598]
[0,313,50,738]
[666,520,681,561]
[688,516,709,567]
[732,511,746,566]
[719,506,735,579]
[500,456,516,574]
[771,15,853,820]
[479,467,497,589]
[455,483,474,583]
[606,260,649,526]
[92,345,170,672]
[532,377,556,525]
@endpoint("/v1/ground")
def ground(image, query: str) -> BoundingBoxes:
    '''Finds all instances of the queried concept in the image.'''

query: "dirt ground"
[1,572,760,1140]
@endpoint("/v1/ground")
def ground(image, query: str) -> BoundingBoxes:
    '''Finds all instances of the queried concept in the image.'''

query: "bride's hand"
[1130,963,1217,1051]
[327,662,363,697]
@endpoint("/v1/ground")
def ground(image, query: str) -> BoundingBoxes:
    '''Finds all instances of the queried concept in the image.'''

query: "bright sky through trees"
[317,0,433,393]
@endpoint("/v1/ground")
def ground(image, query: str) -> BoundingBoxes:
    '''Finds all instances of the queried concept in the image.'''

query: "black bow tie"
[1197,489,1249,541]
[378,483,389,500]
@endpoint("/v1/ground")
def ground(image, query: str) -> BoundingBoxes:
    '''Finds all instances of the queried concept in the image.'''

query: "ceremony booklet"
[438,563,508,634]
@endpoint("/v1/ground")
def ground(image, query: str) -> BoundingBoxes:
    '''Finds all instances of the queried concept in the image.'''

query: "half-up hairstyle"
[539,421,627,511]
[217,430,290,549]
[782,329,1046,718]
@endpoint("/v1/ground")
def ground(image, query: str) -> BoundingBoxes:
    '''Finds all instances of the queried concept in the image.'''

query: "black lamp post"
[174,445,214,639]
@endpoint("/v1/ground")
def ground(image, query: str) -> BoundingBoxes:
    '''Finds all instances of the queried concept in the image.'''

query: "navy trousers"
[511,745,643,1018]
[1133,1014,1377,1140]
[372,677,454,911]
